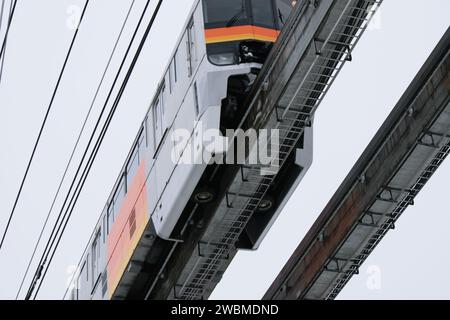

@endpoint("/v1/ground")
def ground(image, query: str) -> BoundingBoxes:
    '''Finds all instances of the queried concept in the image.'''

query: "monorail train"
[70,0,297,300]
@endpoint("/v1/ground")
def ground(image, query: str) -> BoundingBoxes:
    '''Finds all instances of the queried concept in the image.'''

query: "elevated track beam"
[265,26,450,300]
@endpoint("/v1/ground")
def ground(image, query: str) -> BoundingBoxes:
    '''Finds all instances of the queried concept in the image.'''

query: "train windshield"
[203,0,248,27]
[251,0,276,28]
[204,0,277,29]
[203,0,285,65]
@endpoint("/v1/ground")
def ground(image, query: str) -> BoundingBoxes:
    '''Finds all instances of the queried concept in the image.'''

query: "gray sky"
[0,0,449,300]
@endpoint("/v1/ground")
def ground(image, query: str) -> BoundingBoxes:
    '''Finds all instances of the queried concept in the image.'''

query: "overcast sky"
[0,0,449,300]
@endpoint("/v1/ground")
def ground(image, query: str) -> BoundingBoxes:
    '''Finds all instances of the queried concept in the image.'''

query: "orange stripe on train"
[107,162,149,299]
[205,25,280,44]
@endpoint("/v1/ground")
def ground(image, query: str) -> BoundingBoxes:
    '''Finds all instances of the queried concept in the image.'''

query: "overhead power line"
[0,1,90,249]
[26,0,163,300]
[0,0,16,59]
[15,0,138,299]
[0,1,6,37]
[30,0,163,300]
[0,0,17,86]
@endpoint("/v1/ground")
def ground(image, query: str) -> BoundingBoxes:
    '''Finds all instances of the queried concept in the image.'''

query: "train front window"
[251,0,276,28]
[203,0,281,66]
[203,0,247,27]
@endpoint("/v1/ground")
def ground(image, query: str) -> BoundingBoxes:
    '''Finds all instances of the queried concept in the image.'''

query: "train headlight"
[209,53,236,65]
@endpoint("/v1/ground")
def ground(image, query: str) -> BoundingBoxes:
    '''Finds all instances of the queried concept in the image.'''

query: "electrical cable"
[15,0,137,299]
[26,0,163,300]
[24,0,151,298]
[0,0,6,37]
[0,0,90,249]
[0,0,17,86]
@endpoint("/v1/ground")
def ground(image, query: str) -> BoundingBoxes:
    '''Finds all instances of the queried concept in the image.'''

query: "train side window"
[144,116,149,147]
[127,145,139,189]
[169,59,175,93]
[193,82,199,117]
[153,98,162,146]
[166,70,171,95]
[146,114,155,155]
[86,254,89,282]
[173,49,178,83]
[91,230,101,287]
[168,66,172,94]
[138,129,145,162]
[79,261,86,291]
[102,214,106,242]
[113,176,126,217]
[187,19,196,76]
[127,129,145,188]
[107,202,114,234]
[153,86,165,149]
